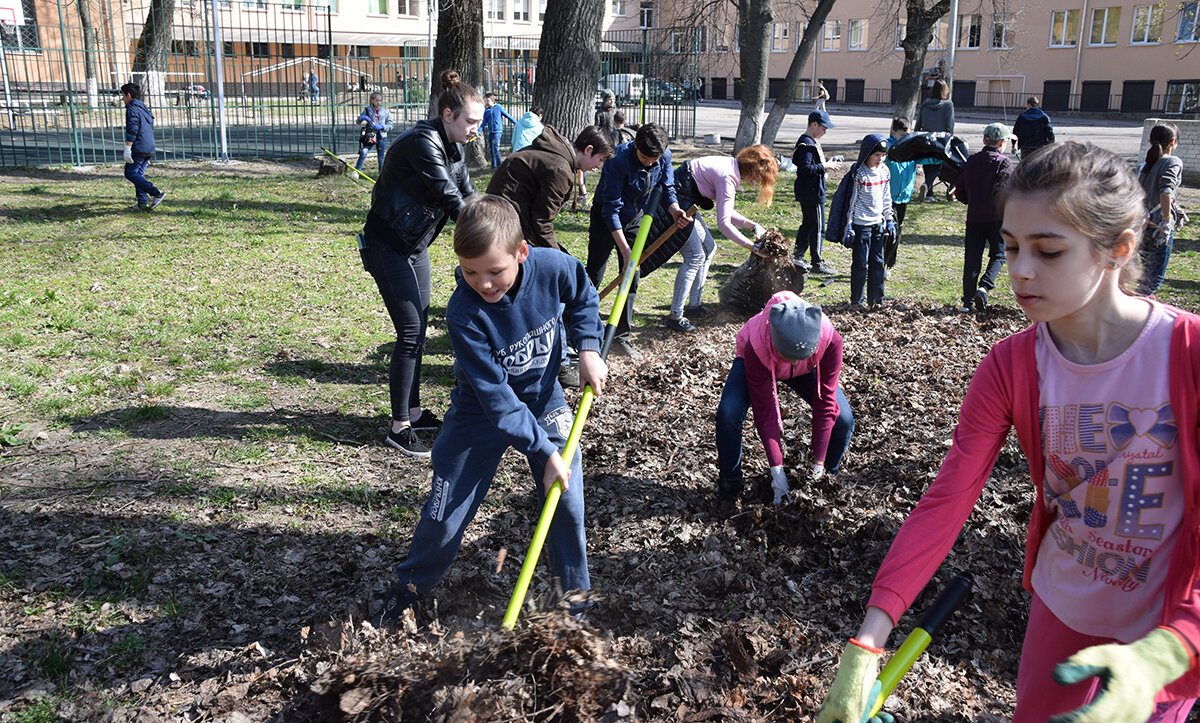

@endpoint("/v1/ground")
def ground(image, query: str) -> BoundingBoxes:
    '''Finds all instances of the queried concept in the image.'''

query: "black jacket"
[956,146,1014,223]
[792,134,827,202]
[364,117,475,255]
[1012,107,1055,152]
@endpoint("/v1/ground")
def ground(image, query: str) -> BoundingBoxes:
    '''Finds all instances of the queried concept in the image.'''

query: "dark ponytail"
[1144,123,1178,168]
[437,69,483,119]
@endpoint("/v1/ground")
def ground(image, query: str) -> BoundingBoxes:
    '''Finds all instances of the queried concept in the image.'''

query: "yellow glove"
[817,639,893,723]
[1050,627,1193,723]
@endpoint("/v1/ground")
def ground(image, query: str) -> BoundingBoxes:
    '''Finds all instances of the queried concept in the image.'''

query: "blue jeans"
[124,157,161,206]
[393,389,589,598]
[1138,228,1175,296]
[670,218,716,316]
[486,131,502,168]
[360,237,430,423]
[715,357,855,486]
[850,223,886,306]
[356,135,387,171]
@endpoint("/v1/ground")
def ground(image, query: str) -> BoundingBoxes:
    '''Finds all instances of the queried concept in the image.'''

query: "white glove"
[123,145,134,164]
[811,462,826,480]
[770,466,790,505]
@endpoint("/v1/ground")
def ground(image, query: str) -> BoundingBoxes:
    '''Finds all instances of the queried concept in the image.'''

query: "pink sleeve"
[868,347,1015,622]
[809,331,843,464]
[745,341,784,468]
[713,174,752,246]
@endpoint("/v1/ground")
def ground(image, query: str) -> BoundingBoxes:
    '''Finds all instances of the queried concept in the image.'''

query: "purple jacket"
[955,145,1013,224]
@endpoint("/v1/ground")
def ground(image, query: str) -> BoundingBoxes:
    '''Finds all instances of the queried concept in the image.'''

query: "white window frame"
[671,30,686,53]
[849,18,868,50]
[368,0,387,16]
[611,0,626,17]
[771,22,790,51]
[1050,9,1080,47]
[639,0,653,29]
[991,12,1016,49]
[538,0,545,22]
[1131,3,1163,43]
[957,13,982,48]
[713,24,731,52]
[487,0,505,22]
[894,16,907,49]
[1177,1,1198,42]
[1089,7,1121,45]
[822,19,841,51]
[929,15,949,49]
[513,0,529,22]
[1164,80,1199,111]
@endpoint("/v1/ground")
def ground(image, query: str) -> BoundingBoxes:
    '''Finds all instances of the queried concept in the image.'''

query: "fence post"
[326,9,336,154]
[54,0,82,165]
[209,0,229,161]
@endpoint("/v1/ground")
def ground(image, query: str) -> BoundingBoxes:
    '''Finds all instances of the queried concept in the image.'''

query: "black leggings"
[362,239,431,423]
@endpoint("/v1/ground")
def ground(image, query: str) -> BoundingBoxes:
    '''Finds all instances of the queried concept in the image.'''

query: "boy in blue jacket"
[376,195,607,625]
[482,92,517,168]
[120,83,166,212]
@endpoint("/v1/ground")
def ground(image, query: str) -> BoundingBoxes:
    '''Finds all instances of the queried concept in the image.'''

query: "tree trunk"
[532,0,603,141]
[131,0,174,109]
[893,0,951,122]
[733,0,772,152]
[760,0,838,147]
[74,0,99,108]
[431,0,486,169]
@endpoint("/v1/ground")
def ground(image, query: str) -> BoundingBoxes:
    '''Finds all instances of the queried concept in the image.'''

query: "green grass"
[0,157,1197,438]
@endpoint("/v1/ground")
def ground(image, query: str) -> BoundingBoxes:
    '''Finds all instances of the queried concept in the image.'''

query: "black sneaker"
[608,337,644,362]
[558,362,580,389]
[410,409,442,431]
[811,262,838,275]
[665,316,698,333]
[385,426,430,458]
[684,305,710,318]
[973,288,989,312]
[374,581,419,628]
[148,191,167,209]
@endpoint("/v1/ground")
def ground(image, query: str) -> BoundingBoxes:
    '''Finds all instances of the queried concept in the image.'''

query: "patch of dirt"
[0,300,1048,721]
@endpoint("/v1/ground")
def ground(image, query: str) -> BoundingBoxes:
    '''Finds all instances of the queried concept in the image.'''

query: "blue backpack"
[824,162,860,248]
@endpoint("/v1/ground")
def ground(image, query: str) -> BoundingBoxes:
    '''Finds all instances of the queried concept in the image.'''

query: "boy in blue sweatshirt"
[376,195,607,625]
[482,92,517,168]
[120,82,166,211]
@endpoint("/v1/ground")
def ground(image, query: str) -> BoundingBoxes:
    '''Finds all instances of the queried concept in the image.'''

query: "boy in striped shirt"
[846,134,895,309]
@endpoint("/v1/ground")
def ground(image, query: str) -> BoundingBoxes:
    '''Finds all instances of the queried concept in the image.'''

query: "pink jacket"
[735,291,843,467]
[690,156,754,246]
[869,307,1200,698]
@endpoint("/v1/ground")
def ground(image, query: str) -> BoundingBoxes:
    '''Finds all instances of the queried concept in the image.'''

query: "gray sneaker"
[148,191,167,209]
[811,262,838,275]
[608,337,644,362]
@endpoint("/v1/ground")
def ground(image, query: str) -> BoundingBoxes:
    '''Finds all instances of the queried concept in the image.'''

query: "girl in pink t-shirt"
[818,142,1200,723]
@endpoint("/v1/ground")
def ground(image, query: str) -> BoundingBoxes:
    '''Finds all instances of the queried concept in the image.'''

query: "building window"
[771,22,790,51]
[1178,1,1198,41]
[849,19,867,50]
[958,13,982,48]
[929,16,949,49]
[513,0,529,22]
[714,24,731,52]
[894,16,906,49]
[822,19,841,51]
[696,26,708,52]
[240,0,267,8]
[487,0,505,21]
[1131,4,1163,43]
[369,0,386,14]
[1089,7,1121,44]
[354,45,370,58]
[0,0,41,51]
[311,0,338,11]
[222,41,235,56]
[1050,9,1081,47]
[171,40,199,55]
[1165,80,1199,111]
[316,44,332,58]
[611,0,626,17]
[639,1,653,29]
[279,42,295,58]
[281,0,302,10]
[247,41,269,57]
[398,0,417,15]
[992,12,1016,48]
[538,0,545,22]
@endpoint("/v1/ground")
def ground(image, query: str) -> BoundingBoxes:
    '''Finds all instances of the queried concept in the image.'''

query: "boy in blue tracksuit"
[791,109,842,274]
[376,195,607,625]
[482,92,517,169]
[120,82,166,212]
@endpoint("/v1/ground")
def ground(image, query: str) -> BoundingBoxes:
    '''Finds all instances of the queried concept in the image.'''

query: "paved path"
[689,99,1147,159]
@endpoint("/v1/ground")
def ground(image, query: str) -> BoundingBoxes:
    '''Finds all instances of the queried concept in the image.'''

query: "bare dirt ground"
[2,299,1045,722]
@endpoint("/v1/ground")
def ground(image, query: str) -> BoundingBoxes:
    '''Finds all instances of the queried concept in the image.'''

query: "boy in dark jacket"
[375,196,607,625]
[486,125,613,252]
[1011,96,1055,159]
[792,110,842,274]
[955,123,1015,312]
[120,83,166,212]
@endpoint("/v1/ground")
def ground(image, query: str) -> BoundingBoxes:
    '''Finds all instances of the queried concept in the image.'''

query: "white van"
[604,73,644,102]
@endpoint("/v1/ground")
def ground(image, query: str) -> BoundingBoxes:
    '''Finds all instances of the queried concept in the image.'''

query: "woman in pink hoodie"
[714,291,855,512]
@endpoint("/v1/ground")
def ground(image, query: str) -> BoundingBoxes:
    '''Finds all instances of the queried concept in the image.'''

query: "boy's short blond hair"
[453,195,524,259]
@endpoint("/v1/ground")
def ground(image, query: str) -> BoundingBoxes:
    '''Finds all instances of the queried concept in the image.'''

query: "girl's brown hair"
[735,145,779,206]
[997,142,1145,293]
[437,69,483,119]
[929,79,949,100]
[453,195,523,259]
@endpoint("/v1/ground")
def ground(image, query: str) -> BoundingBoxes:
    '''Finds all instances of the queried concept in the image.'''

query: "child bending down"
[818,142,1200,723]
[376,195,608,624]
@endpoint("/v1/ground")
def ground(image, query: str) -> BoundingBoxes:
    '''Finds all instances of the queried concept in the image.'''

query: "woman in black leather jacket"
[360,69,483,457]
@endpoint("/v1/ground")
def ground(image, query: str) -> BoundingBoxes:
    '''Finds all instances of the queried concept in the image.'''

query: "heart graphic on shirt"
[1127,408,1158,438]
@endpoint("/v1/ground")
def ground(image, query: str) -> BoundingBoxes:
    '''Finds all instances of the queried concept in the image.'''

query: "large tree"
[760,0,839,147]
[893,0,952,122]
[733,0,772,151]
[73,0,100,108]
[532,0,604,140]
[430,0,486,169]
[130,0,175,107]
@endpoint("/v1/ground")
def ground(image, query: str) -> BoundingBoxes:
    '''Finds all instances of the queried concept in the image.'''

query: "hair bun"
[440,70,460,90]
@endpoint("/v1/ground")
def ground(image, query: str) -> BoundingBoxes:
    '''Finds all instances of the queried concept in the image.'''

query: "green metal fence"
[0,0,697,167]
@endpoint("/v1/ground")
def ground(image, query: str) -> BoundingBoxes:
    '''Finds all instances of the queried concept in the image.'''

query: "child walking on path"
[817,142,1200,723]
[376,196,608,625]
[827,134,895,309]
[120,83,166,212]
[955,123,1016,312]
[714,291,854,515]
